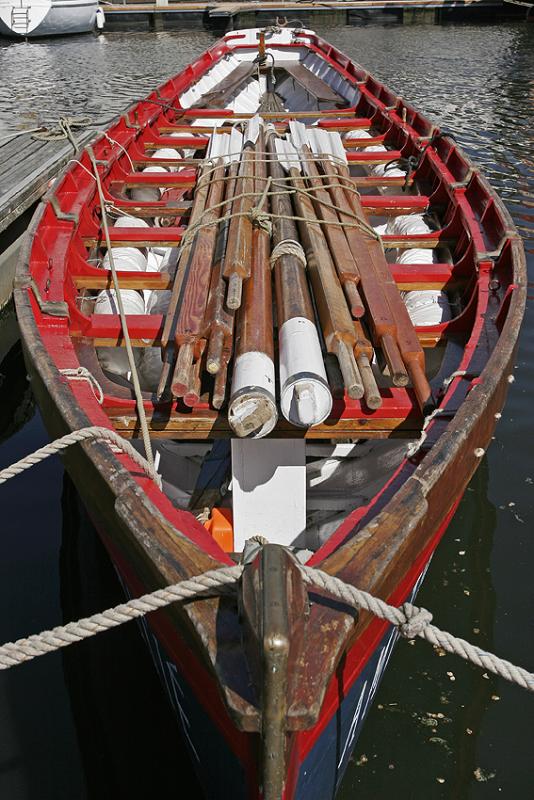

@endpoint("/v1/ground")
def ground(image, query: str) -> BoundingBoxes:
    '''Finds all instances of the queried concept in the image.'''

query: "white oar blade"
[244,114,261,147]
[288,119,308,151]
[207,130,229,162]
[275,137,300,173]
[229,128,244,163]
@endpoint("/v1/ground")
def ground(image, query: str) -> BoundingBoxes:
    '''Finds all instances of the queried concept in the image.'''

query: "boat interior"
[28,27,519,559]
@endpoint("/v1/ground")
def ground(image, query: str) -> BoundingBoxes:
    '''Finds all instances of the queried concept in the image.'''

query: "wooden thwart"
[107,410,421,441]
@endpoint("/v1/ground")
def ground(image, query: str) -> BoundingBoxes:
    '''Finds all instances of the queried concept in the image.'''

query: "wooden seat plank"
[277,61,346,105]
[190,62,257,108]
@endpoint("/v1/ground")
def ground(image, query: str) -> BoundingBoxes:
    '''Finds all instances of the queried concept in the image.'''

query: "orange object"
[204,507,234,553]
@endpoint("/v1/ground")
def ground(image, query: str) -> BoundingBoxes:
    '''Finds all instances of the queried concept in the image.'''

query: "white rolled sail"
[279,317,332,427]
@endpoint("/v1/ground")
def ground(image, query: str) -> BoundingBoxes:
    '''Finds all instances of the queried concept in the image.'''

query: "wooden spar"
[265,127,333,427]
[170,139,228,403]
[203,151,241,409]
[325,133,433,409]
[228,125,278,439]
[306,128,411,390]
[206,129,243,409]
[156,157,213,398]
[290,129,382,410]
[274,135,364,400]
[223,118,259,310]
[353,320,382,410]
[288,122,364,319]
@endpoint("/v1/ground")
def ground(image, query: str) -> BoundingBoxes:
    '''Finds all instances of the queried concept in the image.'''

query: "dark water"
[0,21,533,799]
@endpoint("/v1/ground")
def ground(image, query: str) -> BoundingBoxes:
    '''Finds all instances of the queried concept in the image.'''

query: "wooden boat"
[14,26,525,799]
[0,0,98,38]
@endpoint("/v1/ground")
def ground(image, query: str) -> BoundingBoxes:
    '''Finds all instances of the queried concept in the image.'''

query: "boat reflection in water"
[341,461,498,798]
[59,475,201,796]
[0,306,34,443]
[60,463,499,798]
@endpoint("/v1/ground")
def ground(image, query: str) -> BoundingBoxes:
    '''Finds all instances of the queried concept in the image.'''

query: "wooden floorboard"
[0,129,96,234]
[0,137,47,172]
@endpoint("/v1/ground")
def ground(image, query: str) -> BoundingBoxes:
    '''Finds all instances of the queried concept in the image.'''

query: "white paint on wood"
[231,438,306,550]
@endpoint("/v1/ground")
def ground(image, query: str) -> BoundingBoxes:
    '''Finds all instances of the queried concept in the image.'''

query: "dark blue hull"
[136,563,427,800]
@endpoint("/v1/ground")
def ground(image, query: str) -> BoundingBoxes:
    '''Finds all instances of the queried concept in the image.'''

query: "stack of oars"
[155,116,432,438]
[302,124,433,411]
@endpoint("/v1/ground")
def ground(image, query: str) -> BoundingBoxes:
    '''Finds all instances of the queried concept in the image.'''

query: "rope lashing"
[32,116,91,147]
[249,207,272,233]
[249,173,273,234]
[270,239,307,269]
[406,370,473,458]
[299,566,534,692]
[174,170,383,255]
[0,550,532,692]
[86,141,156,473]
[0,426,160,487]
[406,407,445,458]
[59,367,104,405]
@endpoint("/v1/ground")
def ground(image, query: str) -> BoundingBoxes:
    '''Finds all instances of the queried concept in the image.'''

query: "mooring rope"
[0,425,530,689]
[0,425,160,487]
[0,534,531,692]
[86,141,156,473]
[32,116,92,150]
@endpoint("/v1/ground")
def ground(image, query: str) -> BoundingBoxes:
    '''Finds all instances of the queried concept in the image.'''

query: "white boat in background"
[0,0,98,38]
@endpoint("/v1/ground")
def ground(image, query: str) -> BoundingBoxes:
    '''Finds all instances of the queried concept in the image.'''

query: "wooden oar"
[353,320,382,410]
[203,129,242,409]
[170,134,229,404]
[265,126,333,427]
[228,124,278,438]
[223,116,259,310]
[157,148,214,398]
[306,127,412,388]
[275,136,364,401]
[323,129,433,410]
[288,121,365,319]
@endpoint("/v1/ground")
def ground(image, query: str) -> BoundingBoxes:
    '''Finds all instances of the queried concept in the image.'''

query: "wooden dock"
[103,0,513,30]
[0,127,95,236]
[0,126,95,306]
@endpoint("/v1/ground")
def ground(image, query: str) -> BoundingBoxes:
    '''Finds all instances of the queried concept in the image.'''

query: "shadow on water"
[338,462,499,798]
[59,477,201,797]
[0,307,34,445]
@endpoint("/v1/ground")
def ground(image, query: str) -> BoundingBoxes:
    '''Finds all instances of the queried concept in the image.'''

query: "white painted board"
[231,439,306,550]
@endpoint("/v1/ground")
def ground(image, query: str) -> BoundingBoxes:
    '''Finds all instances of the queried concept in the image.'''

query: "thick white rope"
[0,566,242,669]
[270,239,307,269]
[0,426,160,487]
[59,367,104,405]
[0,530,531,691]
[300,567,534,692]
